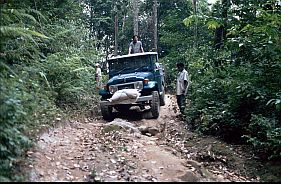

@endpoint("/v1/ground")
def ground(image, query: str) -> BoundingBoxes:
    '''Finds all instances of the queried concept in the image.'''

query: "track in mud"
[27,95,257,182]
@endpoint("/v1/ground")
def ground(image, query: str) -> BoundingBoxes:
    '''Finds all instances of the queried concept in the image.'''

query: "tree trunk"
[89,1,94,39]
[214,0,229,49]
[214,26,224,49]
[192,0,198,48]
[122,14,126,32]
[132,0,139,35]
[114,13,118,56]
[153,0,158,52]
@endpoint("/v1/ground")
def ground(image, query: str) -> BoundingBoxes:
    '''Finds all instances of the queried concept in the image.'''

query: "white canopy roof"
[108,52,158,60]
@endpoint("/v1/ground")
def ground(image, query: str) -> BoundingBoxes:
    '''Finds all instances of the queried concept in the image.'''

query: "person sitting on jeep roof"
[128,35,144,54]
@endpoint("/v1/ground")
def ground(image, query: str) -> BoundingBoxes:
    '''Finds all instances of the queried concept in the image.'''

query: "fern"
[1,9,37,24]
[0,26,49,39]
[26,8,47,22]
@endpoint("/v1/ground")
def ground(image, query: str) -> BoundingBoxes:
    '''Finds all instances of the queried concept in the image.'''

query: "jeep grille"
[109,81,143,94]
[118,84,135,90]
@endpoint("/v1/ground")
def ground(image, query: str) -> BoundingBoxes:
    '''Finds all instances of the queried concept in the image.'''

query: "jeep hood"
[107,72,153,86]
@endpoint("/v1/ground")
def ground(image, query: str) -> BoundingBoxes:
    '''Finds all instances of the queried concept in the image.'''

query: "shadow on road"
[112,107,153,121]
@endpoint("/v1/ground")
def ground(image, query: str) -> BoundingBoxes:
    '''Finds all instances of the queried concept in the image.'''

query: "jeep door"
[151,55,164,92]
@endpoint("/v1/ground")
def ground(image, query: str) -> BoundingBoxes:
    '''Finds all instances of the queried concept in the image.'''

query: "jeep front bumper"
[100,95,153,106]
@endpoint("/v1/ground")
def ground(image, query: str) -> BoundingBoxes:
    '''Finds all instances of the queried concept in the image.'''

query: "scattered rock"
[103,119,140,133]
[147,127,159,136]
[28,95,259,182]
[139,126,159,136]
[62,166,69,170]
[74,164,80,168]
[145,133,152,137]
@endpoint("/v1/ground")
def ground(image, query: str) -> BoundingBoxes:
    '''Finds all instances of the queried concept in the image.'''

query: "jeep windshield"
[108,55,152,77]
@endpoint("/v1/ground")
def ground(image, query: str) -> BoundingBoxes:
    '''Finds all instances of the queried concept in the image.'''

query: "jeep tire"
[151,91,160,118]
[160,85,166,106]
[100,103,113,121]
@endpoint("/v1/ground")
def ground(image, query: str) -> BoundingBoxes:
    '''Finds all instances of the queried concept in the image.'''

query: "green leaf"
[207,20,220,29]
[27,8,47,22]
[183,15,196,27]
[25,29,49,39]
[266,99,275,106]
[0,26,49,40]
[2,9,37,23]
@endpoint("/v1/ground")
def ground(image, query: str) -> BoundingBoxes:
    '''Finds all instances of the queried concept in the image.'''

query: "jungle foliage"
[182,0,281,160]
[0,0,102,181]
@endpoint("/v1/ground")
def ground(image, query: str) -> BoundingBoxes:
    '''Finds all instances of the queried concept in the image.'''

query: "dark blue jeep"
[99,52,165,120]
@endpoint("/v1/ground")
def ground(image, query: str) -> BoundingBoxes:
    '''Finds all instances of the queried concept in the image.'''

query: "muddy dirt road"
[27,95,259,182]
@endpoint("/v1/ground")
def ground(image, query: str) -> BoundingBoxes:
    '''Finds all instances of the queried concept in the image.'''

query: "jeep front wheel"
[100,103,113,121]
[150,91,160,119]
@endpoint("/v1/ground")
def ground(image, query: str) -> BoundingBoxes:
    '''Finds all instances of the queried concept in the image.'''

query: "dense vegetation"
[182,0,281,160]
[0,0,280,181]
[0,0,102,181]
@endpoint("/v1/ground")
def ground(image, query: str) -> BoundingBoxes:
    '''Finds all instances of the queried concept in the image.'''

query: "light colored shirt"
[129,41,143,54]
[176,69,188,95]
[96,67,102,77]
[95,67,102,83]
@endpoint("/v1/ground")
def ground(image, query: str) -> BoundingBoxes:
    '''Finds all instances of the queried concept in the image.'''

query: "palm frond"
[0,62,18,77]
[0,26,49,39]
[27,8,47,22]
[2,9,38,24]
[39,72,51,89]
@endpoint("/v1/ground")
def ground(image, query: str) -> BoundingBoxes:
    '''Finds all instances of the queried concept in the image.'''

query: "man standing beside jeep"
[176,62,189,114]
[128,35,144,54]
[95,63,102,88]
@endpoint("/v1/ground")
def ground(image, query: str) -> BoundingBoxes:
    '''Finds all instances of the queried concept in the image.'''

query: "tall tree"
[132,0,139,35]
[153,0,158,51]
[82,0,114,52]
[114,4,118,56]
[213,0,230,49]
[192,0,198,47]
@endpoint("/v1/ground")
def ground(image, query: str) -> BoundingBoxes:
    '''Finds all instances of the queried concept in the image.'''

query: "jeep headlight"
[134,81,143,90]
[109,85,118,94]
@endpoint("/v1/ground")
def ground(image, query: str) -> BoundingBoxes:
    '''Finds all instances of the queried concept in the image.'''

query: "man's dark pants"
[176,94,185,114]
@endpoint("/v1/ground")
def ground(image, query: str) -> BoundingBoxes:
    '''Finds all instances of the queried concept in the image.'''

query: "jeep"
[99,52,165,120]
